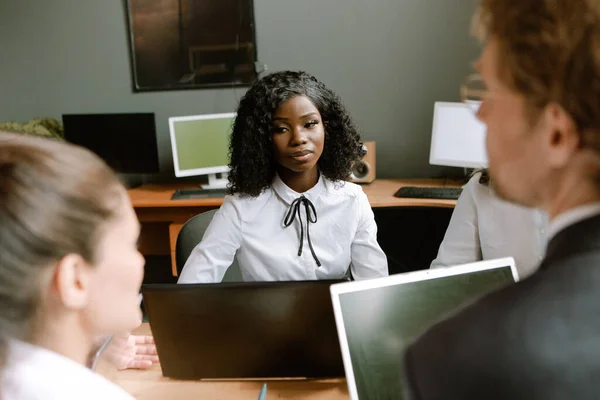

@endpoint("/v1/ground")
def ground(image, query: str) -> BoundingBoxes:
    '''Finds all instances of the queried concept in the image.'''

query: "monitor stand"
[201,173,229,190]
[171,173,229,199]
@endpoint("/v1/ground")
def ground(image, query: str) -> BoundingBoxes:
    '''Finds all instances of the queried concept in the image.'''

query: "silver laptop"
[330,257,518,400]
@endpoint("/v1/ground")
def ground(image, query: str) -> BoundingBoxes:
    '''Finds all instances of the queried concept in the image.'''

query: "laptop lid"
[330,257,518,400]
[142,280,346,380]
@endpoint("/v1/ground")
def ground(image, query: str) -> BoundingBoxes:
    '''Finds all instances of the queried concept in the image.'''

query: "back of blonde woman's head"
[0,132,123,367]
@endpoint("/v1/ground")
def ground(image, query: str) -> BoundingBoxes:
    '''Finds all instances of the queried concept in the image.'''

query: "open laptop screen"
[143,280,345,380]
[330,258,517,400]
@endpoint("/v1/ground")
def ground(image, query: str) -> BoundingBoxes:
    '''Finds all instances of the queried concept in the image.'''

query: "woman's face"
[271,95,325,174]
[84,193,145,336]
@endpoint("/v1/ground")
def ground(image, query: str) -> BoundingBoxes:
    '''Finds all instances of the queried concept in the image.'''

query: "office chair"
[373,206,453,275]
[175,209,243,282]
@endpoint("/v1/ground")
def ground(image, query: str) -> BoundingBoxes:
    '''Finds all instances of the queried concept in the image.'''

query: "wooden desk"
[107,323,350,400]
[129,179,460,276]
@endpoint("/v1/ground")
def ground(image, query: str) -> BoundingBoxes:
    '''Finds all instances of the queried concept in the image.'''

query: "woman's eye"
[273,126,287,133]
[305,120,319,128]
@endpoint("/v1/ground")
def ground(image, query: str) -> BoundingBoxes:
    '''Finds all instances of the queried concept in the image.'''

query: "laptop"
[142,280,346,380]
[330,257,519,400]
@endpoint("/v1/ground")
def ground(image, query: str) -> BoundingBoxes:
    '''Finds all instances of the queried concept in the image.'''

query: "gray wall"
[0,0,479,179]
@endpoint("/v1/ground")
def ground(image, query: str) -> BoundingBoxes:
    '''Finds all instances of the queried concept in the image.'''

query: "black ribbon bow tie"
[284,195,321,267]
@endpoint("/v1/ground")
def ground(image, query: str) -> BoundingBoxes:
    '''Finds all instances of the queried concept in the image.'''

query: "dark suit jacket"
[403,213,600,400]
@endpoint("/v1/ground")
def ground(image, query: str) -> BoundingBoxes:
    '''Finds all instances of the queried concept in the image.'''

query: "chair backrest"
[175,209,242,282]
[373,206,453,274]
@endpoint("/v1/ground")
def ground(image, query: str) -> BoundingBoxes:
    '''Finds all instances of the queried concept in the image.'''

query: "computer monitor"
[168,112,235,189]
[330,257,518,400]
[62,113,160,174]
[429,101,488,169]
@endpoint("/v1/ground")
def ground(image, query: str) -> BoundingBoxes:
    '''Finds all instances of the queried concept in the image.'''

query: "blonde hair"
[0,132,123,372]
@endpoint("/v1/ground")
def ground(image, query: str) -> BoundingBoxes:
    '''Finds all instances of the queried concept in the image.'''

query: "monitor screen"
[429,101,488,169]
[334,262,516,400]
[169,113,235,178]
[62,113,160,174]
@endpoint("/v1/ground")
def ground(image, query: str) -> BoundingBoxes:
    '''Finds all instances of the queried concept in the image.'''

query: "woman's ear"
[51,253,92,310]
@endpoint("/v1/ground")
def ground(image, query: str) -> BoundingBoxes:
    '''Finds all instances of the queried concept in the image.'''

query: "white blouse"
[178,174,388,283]
[431,173,548,279]
[2,339,133,400]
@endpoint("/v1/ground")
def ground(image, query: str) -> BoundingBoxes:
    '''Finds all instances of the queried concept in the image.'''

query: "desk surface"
[108,323,349,400]
[129,178,461,209]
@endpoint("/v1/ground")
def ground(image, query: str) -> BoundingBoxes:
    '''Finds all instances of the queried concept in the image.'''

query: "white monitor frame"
[168,112,235,189]
[330,257,518,400]
[429,101,488,169]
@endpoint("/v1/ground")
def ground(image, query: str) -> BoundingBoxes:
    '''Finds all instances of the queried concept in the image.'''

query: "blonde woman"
[0,133,154,399]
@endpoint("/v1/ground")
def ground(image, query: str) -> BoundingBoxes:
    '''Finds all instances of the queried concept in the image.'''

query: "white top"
[178,174,388,283]
[2,339,133,400]
[431,173,548,279]
[548,202,600,240]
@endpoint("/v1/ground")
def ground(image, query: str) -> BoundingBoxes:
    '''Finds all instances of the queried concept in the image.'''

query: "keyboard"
[171,188,229,200]
[394,186,462,200]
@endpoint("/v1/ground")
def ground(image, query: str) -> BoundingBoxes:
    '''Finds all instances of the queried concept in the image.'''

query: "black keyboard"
[394,186,462,200]
[171,188,229,200]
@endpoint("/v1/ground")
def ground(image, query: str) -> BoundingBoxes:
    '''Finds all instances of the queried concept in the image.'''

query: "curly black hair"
[228,70,365,197]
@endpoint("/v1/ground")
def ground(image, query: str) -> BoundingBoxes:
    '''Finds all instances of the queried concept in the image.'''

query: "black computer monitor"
[62,113,160,174]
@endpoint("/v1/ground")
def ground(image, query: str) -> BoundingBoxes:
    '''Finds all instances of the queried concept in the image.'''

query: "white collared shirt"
[431,173,548,279]
[547,202,600,240]
[178,174,388,283]
[2,339,133,400]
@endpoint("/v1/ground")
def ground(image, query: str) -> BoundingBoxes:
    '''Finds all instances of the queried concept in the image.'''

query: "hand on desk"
[105,333,159,370]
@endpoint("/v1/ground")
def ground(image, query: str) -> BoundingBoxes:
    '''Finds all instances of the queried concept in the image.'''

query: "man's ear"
[544,102,580,169]
[52,254,92,310]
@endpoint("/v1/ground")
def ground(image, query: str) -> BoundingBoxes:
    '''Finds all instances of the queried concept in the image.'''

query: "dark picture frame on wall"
[124,0,258,92]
